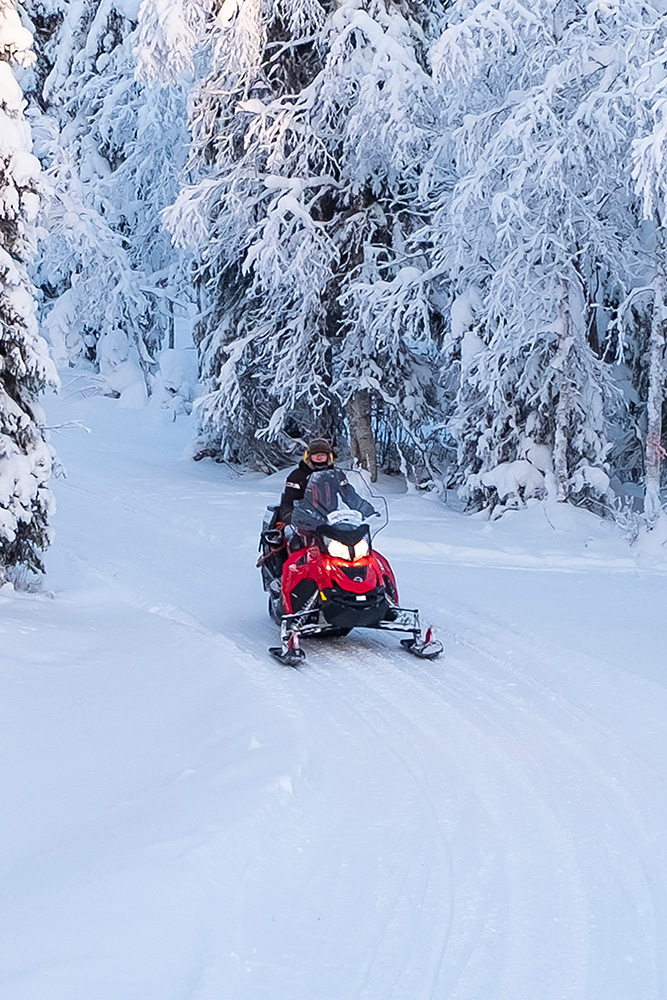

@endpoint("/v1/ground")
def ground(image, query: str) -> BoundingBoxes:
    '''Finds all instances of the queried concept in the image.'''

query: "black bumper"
[319,587,390,629]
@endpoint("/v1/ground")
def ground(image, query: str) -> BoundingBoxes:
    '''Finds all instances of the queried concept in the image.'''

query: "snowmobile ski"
[269,630,306,668]
[401,627,444,660]
[269,646,306,668]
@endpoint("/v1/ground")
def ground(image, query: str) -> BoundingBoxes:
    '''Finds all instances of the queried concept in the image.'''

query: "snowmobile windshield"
[292,469,375,534]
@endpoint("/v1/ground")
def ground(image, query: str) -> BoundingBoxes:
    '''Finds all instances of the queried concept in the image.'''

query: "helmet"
[305,438,334,469]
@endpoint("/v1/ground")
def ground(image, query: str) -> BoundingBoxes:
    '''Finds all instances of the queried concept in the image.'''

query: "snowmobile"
[257,469,443,667]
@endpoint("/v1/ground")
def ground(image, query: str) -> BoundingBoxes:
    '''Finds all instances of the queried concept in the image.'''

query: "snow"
[0,61,23,110]
[474,458,546,503]
[0,3,34,66]
[2,383,667,999]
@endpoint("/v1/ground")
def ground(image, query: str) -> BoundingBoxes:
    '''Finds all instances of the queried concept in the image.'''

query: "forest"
[2,0,667,582]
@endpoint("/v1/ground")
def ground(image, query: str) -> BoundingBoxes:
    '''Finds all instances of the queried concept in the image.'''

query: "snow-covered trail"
[2,392,667,1000]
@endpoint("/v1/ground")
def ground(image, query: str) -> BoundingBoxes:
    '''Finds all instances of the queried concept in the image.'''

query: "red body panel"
[282,543,398,614]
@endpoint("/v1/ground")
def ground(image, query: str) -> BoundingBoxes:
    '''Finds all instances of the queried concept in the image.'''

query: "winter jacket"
[278,460,315,523]
[278,462,375,524]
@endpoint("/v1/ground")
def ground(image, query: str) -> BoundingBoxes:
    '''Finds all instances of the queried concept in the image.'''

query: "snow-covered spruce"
[426,0,663,514]
[630,11,667,527]
[0,0,57,583]
[145,0,446,476]
[23,0,192,398]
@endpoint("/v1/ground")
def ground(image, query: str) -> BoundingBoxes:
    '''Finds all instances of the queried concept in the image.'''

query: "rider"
[277,439,333,525]
[277,438,376,526]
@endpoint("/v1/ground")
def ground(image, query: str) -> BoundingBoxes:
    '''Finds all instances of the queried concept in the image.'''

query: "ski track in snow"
[298,632,667,1000]
[2,396,667,1000]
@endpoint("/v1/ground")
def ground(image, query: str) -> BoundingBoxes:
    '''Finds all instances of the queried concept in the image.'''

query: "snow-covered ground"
[2,382,667,1000]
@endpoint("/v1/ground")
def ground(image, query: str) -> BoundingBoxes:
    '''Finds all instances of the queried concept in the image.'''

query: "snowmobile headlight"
[327,539,350,560]
[353,539,369,559]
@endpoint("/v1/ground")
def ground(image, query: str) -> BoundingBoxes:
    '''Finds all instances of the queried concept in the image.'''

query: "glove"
[368,508,381,518]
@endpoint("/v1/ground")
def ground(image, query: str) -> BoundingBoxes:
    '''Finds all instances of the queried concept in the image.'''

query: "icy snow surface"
[2,385,667,1000]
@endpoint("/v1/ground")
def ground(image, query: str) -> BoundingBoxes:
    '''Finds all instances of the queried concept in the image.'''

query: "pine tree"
[147,0,445,474]
[0,0,58,583]
[426,0,645,512]
[630,11,667,525]
[24,0,191,397]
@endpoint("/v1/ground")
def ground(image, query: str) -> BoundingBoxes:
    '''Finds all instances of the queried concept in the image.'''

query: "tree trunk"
[346,389,378,482]
[554,284,573,503]
[645,231,667,526]
[167,296,175,350]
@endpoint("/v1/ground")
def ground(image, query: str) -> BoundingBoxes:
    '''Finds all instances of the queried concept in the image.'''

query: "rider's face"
[311,452,328,465]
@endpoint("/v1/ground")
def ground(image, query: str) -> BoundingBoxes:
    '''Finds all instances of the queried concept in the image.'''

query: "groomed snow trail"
[1,391,666,1000]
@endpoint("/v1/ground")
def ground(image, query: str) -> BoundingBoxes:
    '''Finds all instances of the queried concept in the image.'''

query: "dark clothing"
[277,460,315,524]
[278,461,375,524]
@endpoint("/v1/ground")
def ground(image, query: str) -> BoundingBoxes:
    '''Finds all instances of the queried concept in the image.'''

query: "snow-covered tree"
[0,0,58,582]
[24,0,191,397]
[147,0,446,474]
[630,11,667,525]
[427,0,646,512]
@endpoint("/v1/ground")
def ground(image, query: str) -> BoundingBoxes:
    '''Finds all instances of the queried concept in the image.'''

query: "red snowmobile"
[258,469,443,667]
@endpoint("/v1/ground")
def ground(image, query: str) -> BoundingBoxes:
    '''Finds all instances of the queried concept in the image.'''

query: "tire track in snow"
[270,648,459,1000]
[441,602,667,890]
[294,619,667,1000]
[308,660,480,1000]
[438,606,667,998]
[306,641,590,1000]
[395,604,666,999]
